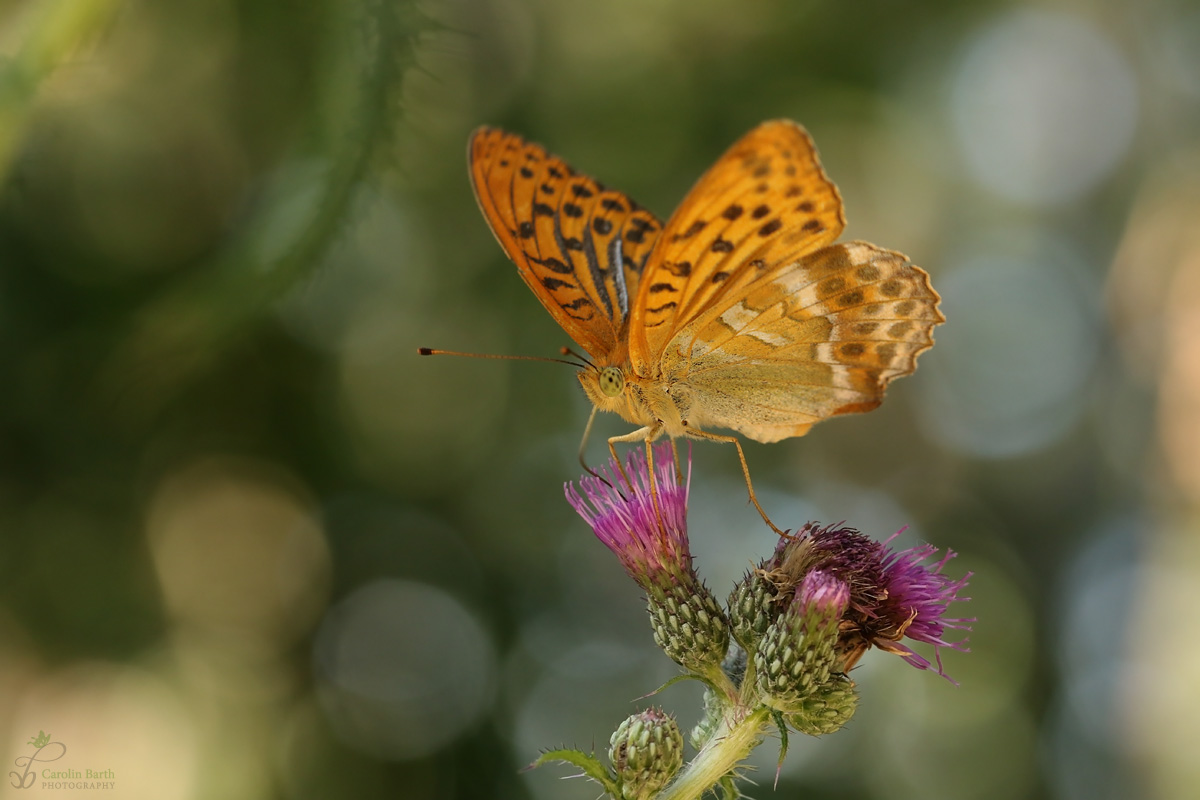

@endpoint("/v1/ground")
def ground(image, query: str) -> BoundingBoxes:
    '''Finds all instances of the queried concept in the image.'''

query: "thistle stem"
[657,707,771,800]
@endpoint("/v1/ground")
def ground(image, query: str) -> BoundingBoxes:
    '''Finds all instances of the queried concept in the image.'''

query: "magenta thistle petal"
[876,532,974,681]
[565,442,691,584]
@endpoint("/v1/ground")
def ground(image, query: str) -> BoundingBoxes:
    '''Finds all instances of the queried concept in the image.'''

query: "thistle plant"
[533,443,973,799]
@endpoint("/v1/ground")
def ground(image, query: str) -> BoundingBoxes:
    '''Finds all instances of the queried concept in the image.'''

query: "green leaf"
[526,747,620,797]
[644,670,727,700]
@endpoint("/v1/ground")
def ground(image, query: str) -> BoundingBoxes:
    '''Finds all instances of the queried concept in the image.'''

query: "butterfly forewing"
[666,242,943,442]
[470,127,662,359]
[629,120,846,374]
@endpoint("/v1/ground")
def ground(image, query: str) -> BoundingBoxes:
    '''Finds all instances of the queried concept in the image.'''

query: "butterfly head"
[578,363,637,419]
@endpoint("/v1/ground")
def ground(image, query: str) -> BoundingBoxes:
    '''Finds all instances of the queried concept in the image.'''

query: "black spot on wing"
[550,197,614,322]
[530,255,573,274]
[837,290,865,307]
[758,219,783,236]
[542,277,574,290]
[673,220,706,241]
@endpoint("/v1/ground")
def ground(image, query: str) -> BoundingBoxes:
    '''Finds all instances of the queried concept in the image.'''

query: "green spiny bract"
[784,675,859,736]
[646,577,730,675]
[727,568,782,653]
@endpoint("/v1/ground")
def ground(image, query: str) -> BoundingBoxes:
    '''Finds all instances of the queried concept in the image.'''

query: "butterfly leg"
[607,425,665,524]
[669,438,684,482]
[684,428,786,536]
[606,425,657,489]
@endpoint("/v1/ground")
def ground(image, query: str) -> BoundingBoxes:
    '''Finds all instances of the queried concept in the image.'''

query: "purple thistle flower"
[775,523,888,621]
[565,442,691,586]
[871,530,974,681]
[566,443,731,676]
[773,523,973,682]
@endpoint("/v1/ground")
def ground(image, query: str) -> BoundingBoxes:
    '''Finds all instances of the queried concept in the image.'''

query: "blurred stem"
[657,707,769,800]
[100,0,427,410]
[255,0,415,298]
[0,0,123,176]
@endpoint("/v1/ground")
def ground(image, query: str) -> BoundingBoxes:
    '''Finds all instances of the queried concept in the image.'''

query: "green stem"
[657,707,771,800]
[700,664,739,704]
[738,650,760,707]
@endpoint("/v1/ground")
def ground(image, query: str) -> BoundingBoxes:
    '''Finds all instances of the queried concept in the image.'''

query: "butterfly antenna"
[417,348,585,369]
[559,345,596,370]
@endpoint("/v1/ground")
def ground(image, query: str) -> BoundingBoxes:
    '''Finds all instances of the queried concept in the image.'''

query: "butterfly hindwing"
[628,120,846,373]
[469,127,662,359]
[664,242,943,442]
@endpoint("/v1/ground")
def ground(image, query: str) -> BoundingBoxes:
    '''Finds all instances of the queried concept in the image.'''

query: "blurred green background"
[2,0,1199,798]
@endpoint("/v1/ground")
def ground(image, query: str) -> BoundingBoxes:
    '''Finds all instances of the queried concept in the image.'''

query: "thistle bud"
[646,580,730,675]
[755,570,849,712]
[728,566,782,652]
[785,674,859,736]
[609,708,684,800]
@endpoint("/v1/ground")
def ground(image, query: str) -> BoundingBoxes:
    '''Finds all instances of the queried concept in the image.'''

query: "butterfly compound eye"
[598,367,624,398]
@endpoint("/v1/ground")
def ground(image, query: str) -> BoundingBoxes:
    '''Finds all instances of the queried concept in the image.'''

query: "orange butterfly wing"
[626,120,942,443]
[666,241,943,442]
[469,127,663,360]
[628,120,845,373]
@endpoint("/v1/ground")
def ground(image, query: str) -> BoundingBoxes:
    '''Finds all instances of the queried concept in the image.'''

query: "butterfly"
[463,120,943,533]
